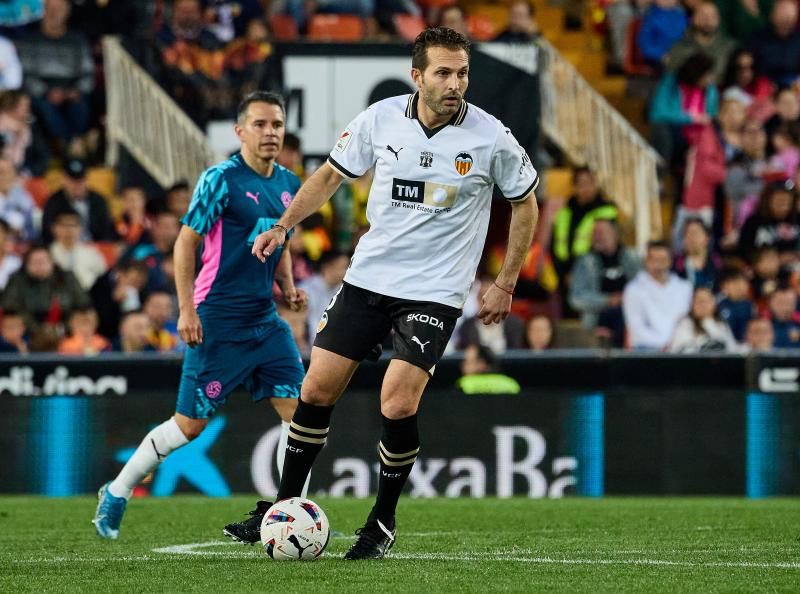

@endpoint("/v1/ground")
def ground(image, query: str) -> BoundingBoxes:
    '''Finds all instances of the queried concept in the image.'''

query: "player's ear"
[411,68,422,90]
[234,123,244,141]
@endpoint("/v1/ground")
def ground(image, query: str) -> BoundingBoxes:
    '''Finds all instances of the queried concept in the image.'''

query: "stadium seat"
[468,4,509,34]
[393,14,426,42]
[622,17,655,77]
[307,15,364,42]
[269,14,299,41]
[467,14,497,41]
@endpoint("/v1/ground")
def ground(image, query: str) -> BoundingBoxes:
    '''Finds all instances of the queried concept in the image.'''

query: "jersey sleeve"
[181,167,230,236]
[490,124,539,202]
[327,108,375,179]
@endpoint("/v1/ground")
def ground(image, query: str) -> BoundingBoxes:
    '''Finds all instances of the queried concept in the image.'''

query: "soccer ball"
[260,498,330,560]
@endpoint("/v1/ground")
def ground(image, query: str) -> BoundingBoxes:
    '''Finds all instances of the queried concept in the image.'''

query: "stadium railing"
[538,40,662,251]
[102,36,217,189]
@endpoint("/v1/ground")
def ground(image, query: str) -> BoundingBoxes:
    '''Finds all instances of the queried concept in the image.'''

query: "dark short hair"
[0,218,10,235]
[676,53,715,87]
[572,166,594,182]
[647,240,671,254]
[318,250,349,269]
[237,91,286,123]
[167,179,190,194]
[283,132,301,152]
[473,343,497,371]
[411,27,471,71]
[682,216,710,236]
[52,206,81,224]
[719,267,747,285]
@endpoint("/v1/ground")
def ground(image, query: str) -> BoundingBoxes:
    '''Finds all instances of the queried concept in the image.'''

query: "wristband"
[494,282,514,296]
[271,223,289,236]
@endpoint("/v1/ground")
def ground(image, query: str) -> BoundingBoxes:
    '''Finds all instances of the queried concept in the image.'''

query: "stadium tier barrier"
[1,352,797,498]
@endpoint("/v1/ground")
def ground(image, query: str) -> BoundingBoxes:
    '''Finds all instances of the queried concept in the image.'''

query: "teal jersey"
[181,153,301,332]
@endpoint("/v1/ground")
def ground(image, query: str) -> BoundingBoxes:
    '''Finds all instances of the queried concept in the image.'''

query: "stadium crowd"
[0,0,797,356]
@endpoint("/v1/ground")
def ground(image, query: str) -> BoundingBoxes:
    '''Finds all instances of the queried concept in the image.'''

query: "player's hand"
[284,287,308,312]
[477,284,512,325]
[178,308,203,347]
[251,228,286,263]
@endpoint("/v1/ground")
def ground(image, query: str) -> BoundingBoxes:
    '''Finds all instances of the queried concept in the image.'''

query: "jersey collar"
[405,92,468,139]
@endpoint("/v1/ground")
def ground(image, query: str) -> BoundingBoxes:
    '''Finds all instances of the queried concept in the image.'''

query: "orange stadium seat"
[269,14,299,41]
[393,14,426,42]
[307,14,364,42]
[468,4,509,32]
[467,14,497,41]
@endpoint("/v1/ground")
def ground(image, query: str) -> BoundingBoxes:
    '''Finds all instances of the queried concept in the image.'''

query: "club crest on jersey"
[419,151,433,168]
[454,152,473,175]
[334,129,352,153]
[317,312,328,334]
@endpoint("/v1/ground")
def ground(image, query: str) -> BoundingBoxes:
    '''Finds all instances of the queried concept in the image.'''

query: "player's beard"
[421,83,462,117]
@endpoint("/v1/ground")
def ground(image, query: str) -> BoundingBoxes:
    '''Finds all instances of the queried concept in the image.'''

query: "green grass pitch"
[2,496,798,593]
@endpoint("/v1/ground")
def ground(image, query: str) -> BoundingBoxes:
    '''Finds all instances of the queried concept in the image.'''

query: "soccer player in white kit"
[226,27,539,559]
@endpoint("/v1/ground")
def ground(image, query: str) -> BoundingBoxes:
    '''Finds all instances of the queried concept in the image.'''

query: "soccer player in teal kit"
[93,92,308,539]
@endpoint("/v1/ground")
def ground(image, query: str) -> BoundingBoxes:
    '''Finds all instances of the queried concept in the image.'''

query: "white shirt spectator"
[623,270,692,350]
[0,250,21,289]
[669,317,739,352]
[50,241,107,291]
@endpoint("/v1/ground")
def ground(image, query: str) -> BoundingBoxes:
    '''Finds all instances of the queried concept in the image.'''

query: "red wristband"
[494,282,515,296]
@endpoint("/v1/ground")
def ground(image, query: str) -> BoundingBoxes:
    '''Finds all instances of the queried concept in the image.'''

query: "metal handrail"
[538,39,662,250]
[102,36,216,188]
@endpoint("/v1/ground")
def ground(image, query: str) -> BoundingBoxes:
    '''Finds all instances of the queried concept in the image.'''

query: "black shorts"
[314,282,461,375]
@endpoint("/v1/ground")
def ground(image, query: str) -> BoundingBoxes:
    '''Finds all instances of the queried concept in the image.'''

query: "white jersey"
[328,93,538,309]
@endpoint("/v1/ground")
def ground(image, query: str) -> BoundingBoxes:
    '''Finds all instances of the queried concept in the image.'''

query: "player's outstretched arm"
[478,193,539,325]
[252,163,345,262]
[174,226,204,346]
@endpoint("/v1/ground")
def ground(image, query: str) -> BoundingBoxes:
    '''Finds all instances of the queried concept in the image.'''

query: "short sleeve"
[490,124,539,202]
[327,108,376,179]
[181,167,230,236]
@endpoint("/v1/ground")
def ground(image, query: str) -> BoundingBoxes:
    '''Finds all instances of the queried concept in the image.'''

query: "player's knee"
[300,380,338,407]
[175,416,207,440]
[380,399,419,420]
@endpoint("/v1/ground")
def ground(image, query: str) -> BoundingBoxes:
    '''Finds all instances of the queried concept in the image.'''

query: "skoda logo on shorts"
[454,152,473,176]
[317,312,329,334]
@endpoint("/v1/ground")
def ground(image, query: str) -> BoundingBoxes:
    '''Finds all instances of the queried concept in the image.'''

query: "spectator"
[525,314,554,351]
[0,309,27,353]
[165,180,191,219]
[748,0,800,86]
[551,167,618,287]
[764,87,799,146]
[677,95,746,242]
[718,267,755,341]
[121,210,180,292]
[717,0,771,43]
[767,123,800,178]
[16,0,94,155]
[223,17,271,99]
[143,290,179,352]
[42,158,115,244]
[623,241,693,350]
[0,90,35,171]
[114,185,151,246]
[48,207,107,290]
[673,218,722,288]
[650,53,719,165]
[457,277,526,354]
[750,246,786,312]
[278,133,304,178]
[638,0,688,69]
[725,119,768,229]
[569,219,640,347]
[0,35,22,91]
[669,286,738,351]
[0,157,37,242]
[738,181,799,262]
[494,0,539,43]
[768,286,800,347]
[287,222,313,285]
[204,0,264,43]
[1,244,89,337]
[457,344,521,395]
[438,6,470,38]
[114,311,155,353]
[0,218,21,289]
[157,0,225,125]
[721,50,775,122]
[666,1,734,84]
[277,302,310,357]
[299,251,349,344]
[744,317,775,351]
[58,305,110,355]
[90,259,149,341]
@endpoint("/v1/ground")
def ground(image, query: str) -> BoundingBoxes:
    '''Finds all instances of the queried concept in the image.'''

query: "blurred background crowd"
[0,0,797,359]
